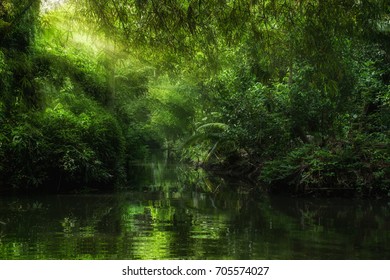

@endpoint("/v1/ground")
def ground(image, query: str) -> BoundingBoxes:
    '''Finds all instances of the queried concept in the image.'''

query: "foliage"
[0,92,125,191]
[181,122,230,163]
[260,133,390,196]
[0,0,389,196]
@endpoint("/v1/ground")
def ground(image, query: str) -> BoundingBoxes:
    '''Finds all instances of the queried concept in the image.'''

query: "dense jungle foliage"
[0,0,389,196]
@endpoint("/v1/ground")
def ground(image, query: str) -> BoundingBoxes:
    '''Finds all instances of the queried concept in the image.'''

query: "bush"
[0,92,125,192]
[260,133,390,197]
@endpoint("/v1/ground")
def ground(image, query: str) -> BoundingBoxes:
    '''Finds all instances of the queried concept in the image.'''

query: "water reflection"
[0,160,389,259]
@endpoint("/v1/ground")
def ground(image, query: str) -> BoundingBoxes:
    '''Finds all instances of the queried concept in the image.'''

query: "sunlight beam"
[40,0,67,13]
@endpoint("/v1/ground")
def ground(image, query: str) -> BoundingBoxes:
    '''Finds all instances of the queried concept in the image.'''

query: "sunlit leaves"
[147,75,197,145]
[65,0,388,80]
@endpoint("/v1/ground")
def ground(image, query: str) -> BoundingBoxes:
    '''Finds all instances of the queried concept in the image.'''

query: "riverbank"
[201,140,390,198]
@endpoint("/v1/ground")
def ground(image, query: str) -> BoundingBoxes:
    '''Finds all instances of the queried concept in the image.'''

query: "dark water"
[0,160,389,259]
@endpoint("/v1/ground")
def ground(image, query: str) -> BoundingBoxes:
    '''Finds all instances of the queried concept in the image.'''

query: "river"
[0,159,389,259]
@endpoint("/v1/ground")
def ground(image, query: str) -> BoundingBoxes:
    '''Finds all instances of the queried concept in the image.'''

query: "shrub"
[0,92,125,192]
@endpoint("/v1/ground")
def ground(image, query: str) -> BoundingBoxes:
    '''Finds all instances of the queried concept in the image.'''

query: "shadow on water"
[0,156,389,259]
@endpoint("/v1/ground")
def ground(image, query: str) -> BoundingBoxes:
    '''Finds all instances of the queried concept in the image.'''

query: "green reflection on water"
[0,160,389,259]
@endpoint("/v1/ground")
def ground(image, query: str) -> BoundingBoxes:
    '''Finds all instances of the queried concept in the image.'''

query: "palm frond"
[196,122,228,131]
